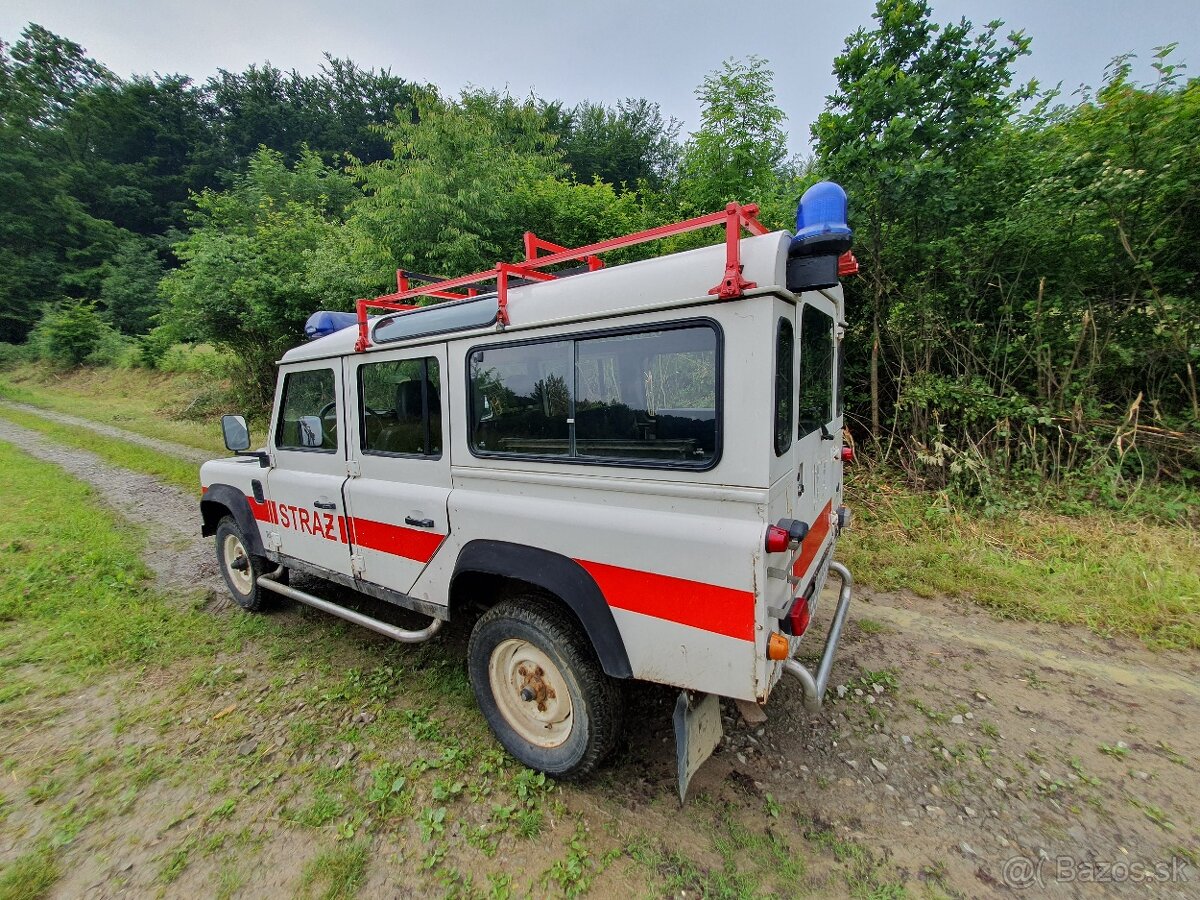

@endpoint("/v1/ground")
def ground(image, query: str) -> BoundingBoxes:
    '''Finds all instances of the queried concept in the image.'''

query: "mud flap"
[673,691,723,804]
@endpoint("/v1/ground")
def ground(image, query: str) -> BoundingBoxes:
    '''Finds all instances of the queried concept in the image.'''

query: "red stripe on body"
[793,500,833,580]
[576,559,755,642]
[248,497,277,524]
[351,517,444,564]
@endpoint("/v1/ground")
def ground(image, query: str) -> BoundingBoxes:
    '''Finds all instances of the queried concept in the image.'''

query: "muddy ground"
[0,411,1197,898]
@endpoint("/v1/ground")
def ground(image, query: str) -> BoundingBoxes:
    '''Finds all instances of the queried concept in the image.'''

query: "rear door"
[343,346,451,595]
[266,361,354,577]
[792,294,840,589]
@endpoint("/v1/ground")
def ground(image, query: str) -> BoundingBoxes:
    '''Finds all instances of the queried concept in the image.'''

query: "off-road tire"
[214,516,270,611]
[468,595,623,780]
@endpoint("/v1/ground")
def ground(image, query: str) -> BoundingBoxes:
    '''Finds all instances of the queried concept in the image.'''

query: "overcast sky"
[3,1,1196,156]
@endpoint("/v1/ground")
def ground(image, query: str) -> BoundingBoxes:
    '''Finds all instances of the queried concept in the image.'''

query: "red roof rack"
[353,201,769,352]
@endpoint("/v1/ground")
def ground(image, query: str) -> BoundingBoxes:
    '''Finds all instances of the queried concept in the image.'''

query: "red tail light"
[765,525,790,553]
[789,595,812,637]
[840,446,855,463]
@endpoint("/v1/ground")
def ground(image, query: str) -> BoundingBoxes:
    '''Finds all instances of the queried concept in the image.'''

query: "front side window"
[470,323,719,467]
[798,305,834,439]
[774,317,794,456]
[359,357,442,456]
[276,368,338,451]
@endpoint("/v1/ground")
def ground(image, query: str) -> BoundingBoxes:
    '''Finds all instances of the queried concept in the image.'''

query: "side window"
[469,340,573,457]
[774,317,794,456]
[359,357,442,456]
[798,305,834,439]
[276,368,338,451]
[469,323,719,467]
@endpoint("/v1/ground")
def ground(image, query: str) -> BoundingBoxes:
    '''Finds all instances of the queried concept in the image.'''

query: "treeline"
[1,1,1196,499]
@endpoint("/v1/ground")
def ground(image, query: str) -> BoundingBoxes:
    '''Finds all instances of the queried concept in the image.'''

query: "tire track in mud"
[0,418,219,596]
[0,399,211,465]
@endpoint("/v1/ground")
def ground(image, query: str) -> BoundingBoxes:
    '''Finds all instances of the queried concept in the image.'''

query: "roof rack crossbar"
[354,201,768,352]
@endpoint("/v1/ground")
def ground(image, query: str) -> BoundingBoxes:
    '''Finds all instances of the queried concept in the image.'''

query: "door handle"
[314,500,337,510]
[405,516,435,528]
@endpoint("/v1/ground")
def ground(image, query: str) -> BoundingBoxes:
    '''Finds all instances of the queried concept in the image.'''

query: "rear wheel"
[215,516,269,611]
[468,596,622,779]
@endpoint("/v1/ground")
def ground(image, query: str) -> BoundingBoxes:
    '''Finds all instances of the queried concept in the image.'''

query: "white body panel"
[201,230,847,704]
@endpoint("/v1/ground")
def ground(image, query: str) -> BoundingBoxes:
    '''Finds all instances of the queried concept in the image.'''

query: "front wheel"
[214,516,270,611]
[467,596,622,779]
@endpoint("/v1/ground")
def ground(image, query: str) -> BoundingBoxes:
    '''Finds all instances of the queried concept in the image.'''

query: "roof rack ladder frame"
[353,201,768,352]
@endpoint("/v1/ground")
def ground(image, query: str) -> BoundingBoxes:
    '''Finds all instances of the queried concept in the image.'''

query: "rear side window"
[798,305,834,439]
[469,323,720,467]
[359,357,442,457]
[276,368,337,451]
[774,317,794,456]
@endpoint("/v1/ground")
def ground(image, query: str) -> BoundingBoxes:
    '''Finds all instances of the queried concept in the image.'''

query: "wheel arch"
[200,483,267,557]
[450,540,633,679]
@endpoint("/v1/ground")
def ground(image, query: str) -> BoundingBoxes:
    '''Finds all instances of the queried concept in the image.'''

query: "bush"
[0,342,31,369]
[25,301,136,367]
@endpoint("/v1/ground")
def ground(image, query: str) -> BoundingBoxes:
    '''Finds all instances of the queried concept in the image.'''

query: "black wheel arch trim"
[201,483,267,557]
[452,540,633,679]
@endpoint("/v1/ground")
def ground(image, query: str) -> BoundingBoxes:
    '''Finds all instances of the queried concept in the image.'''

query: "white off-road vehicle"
[200,184,857,798]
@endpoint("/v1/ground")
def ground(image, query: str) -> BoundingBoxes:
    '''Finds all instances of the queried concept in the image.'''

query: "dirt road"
[1,410,1196,898]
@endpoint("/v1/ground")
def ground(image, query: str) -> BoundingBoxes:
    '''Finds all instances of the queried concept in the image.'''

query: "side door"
[343,346,451,596]
[266,361,354,577]
[792,295,840,586]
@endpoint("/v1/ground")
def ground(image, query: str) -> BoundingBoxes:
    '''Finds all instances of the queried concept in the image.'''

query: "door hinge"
[350,554,365,577]
[347,461,361,477]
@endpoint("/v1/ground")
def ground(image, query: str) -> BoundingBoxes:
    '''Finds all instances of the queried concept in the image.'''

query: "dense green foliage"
[1,3,1196,498]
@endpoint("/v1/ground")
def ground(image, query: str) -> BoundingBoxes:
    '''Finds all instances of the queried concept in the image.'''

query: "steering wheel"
[318,401,339,443]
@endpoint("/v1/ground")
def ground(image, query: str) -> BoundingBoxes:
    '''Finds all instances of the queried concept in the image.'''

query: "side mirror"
[298,415,324,448]
[221,415,251,452]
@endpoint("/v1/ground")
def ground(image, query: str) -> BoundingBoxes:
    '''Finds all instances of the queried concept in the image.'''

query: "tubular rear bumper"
[782,561,853,713]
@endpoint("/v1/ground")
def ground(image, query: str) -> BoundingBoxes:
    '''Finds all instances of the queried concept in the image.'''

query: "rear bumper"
[782,561,853,713]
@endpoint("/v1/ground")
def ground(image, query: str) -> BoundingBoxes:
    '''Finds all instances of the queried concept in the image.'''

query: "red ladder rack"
[353,201,770,352]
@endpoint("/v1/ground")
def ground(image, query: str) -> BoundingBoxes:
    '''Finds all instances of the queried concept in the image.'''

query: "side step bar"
[257,571,443,644]
[783,561,853,712]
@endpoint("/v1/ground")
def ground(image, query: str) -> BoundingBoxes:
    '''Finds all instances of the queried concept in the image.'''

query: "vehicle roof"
[281,231,792,365]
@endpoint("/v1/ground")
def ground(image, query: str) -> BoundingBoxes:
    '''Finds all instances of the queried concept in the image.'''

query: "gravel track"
[1,410,1197,896]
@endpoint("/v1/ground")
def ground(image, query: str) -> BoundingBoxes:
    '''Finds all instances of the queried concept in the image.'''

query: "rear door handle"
[314,500,337,510]
[405,516,435,528]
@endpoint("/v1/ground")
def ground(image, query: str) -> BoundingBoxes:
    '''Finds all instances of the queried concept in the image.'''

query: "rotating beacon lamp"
[786,181,853,293]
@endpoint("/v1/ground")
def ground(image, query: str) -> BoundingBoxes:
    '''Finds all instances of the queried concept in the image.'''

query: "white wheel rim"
[488,639,574,748]
[223,533,253,595]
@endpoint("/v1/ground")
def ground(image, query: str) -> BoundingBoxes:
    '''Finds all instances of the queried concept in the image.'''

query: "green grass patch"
[843,478,1200,650]
[0,404,200,495]
[297,842,369,900]
[0,848,59,900]
[0,441,258,680]
[0,363,256,455]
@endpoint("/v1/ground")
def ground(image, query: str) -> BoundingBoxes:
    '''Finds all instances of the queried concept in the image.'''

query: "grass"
[0,362,252,454]
[0,849,59,900]
[841,475,1200,650]
[298,843,370,900]
[0,441,258,682]
[0,403,201,495]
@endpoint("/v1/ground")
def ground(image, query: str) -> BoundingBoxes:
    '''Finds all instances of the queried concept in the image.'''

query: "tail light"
[840,446,855,463]
[765,525,790,553]
[788,595,812,638]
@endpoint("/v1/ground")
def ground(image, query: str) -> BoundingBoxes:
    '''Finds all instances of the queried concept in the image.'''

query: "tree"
[813,0,1033,438]
[0,24,119,341]
[161,148,356,400]
[678,57,792,216]
[558,98,681,190]
[100,236,166,335]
